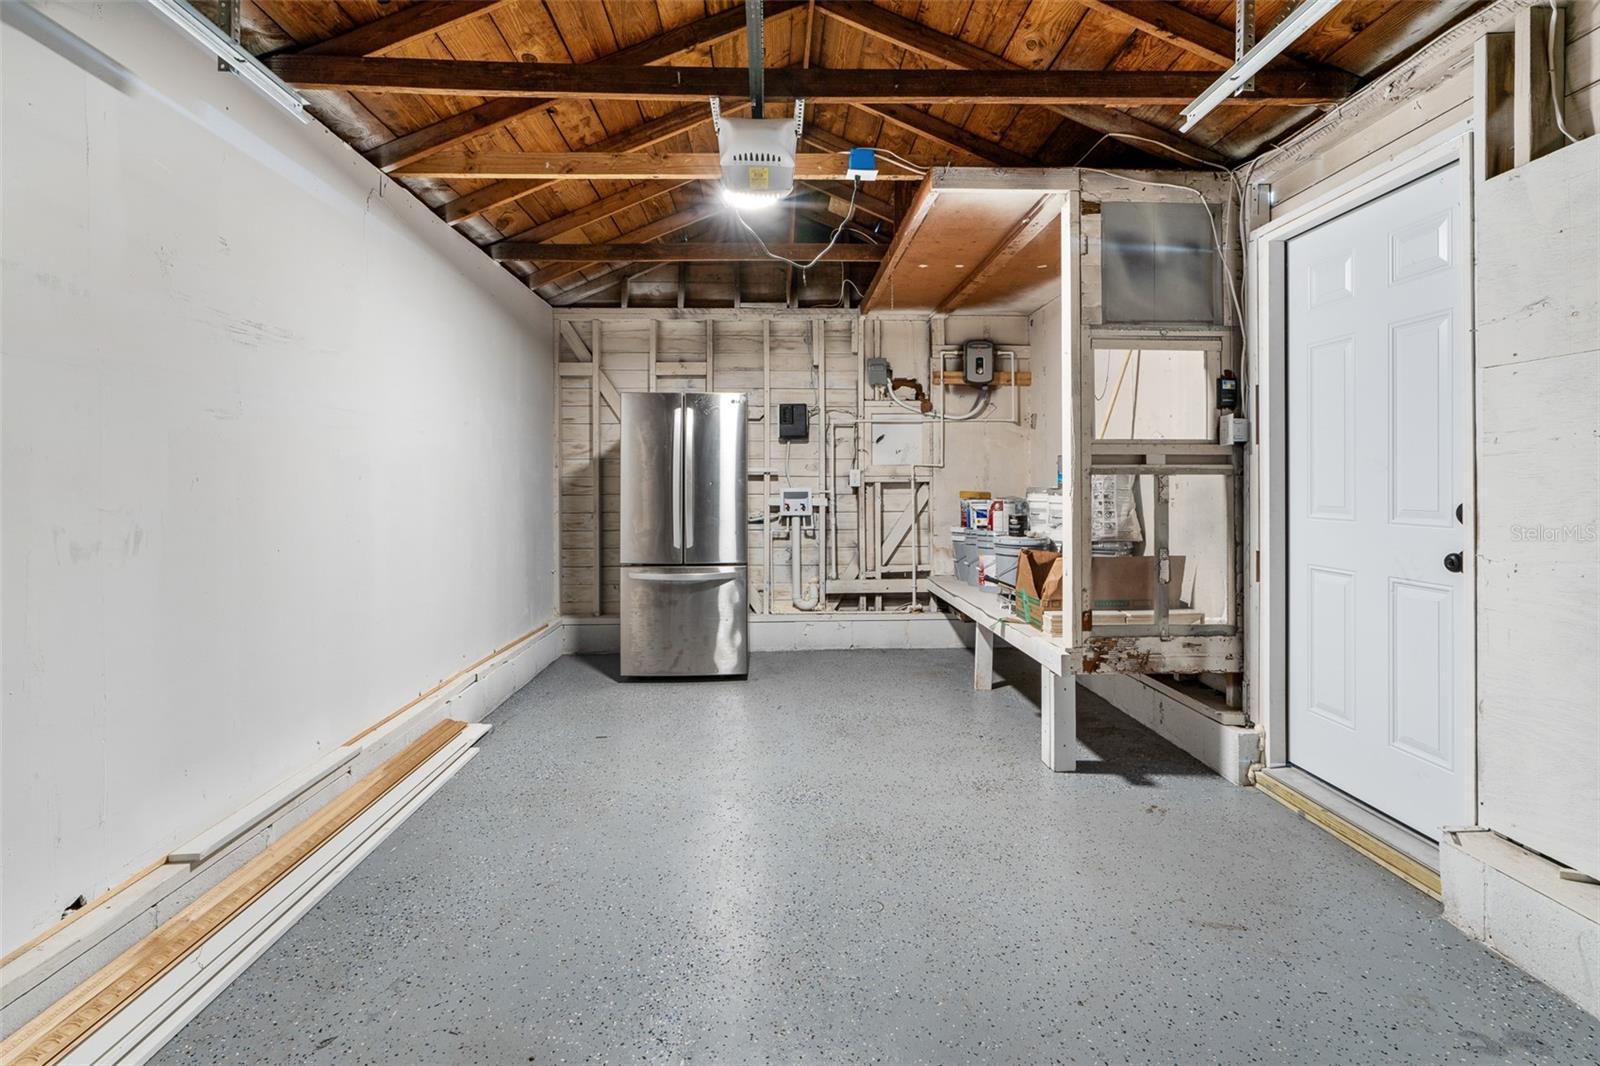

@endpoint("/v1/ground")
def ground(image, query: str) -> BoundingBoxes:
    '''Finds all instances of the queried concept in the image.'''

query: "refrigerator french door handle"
[671,405,682,550]
[683,405,696,549]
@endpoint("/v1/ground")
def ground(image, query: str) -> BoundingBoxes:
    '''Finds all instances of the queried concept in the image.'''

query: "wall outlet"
[848,468,862,488]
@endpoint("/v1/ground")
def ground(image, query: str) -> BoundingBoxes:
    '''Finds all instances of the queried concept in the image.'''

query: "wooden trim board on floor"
[1254,767,1442,900]
[0,720,471,1066]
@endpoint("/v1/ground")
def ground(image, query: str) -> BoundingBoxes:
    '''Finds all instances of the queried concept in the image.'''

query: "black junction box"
[778,403,809,441]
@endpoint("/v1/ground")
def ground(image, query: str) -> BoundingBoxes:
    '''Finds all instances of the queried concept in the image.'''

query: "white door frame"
[1247,129,1477,820]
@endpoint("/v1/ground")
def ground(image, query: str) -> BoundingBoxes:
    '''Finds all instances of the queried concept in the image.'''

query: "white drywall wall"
[0,2,556,951]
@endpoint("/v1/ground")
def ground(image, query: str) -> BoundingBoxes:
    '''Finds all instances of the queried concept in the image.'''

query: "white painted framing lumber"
[70,724,490,1065]
[167,747,362,865]
[1078,673,1259,785]
[924,577,1077,772]
[1442,829,1600,1017]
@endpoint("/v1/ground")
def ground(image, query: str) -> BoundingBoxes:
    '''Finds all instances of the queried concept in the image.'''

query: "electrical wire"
[1080,166,1250,368]
[734,176,861,270]
[1070,131,1254,367]
[1548,0,1579,144]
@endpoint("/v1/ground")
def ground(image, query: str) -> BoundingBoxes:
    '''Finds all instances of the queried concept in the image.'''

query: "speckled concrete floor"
[154,650,1600,1065]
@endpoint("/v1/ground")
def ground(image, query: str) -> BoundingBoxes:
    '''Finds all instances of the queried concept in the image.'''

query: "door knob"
[1444,552,1464,573]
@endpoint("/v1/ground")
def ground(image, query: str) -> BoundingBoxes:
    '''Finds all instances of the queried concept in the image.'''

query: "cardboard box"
[1014,548,1063,626]
[1090,555,1186,610]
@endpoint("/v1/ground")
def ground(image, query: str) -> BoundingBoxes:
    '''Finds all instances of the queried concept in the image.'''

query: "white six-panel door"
[1287,163,1472,840]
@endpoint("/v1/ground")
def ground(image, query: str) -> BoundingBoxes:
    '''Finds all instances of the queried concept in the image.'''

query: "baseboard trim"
[1442,828,1600,1018]
[1255,766,1441,899]
[0,624,562,1031]
[1078,673,1259,785]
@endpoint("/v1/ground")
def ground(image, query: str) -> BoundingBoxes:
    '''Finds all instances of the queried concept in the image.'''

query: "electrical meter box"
[778,402,809,441]
[963,339,995,385]
[780,488,813,516]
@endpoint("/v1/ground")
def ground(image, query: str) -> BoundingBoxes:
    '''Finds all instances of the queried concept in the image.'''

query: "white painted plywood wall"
[1473,137,1599,878]
[0,3,557,950]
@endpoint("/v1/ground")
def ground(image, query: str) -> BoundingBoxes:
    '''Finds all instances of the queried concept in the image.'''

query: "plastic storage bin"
[972,530,997,586]
[951,526,974,583]
[991,536,1052,588]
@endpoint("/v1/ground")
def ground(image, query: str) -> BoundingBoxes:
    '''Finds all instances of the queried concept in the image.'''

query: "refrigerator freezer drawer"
[621,565,748,677]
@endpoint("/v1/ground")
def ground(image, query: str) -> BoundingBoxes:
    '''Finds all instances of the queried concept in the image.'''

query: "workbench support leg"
[974,627,995,691]
[1041,669,1077,772]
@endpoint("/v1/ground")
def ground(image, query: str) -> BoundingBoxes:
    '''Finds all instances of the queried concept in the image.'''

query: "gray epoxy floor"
[156,650,1600,1065]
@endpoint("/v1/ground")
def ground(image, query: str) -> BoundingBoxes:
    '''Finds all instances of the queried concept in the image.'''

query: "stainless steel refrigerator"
[620,392,748,677]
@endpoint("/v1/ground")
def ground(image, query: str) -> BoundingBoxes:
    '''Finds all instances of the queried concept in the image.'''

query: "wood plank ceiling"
[222,0,1477,308]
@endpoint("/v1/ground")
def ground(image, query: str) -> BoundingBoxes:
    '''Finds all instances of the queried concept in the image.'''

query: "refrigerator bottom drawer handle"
[629,572,735,585]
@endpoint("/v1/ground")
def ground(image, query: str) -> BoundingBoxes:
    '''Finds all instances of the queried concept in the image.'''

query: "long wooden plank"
[852,103,1035,166]
[1073,0,1327,71]
[400,151,929,181]
[509,241,887,263]
[299,0,514,56]
[0,720,469,1066]
[813,0,1231,166]
[361,2,803,173]
[1254,771,1442,899]
[268,57,1354,105]
[859,176,941,313]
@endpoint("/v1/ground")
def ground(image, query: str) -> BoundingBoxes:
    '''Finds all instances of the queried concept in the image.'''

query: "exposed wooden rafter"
[501,181,694,245]
[268,58,1354,106]
[812,0,1231,167]
[852,104,1034,167]
[298,0,515,57]
[396,152,930,181]
[514,243,888,264]
[1072,0,1329,71]
[518,203,722,289]
[358,2,803,173]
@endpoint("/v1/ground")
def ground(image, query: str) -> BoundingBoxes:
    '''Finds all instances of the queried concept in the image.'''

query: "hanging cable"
[1548,0,1579,144]
[734,176,861,271]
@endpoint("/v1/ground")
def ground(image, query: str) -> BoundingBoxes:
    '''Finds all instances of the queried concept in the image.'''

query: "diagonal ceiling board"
[979,0,1096,158]
[299,0,516,56]
[854,104,1036,166]
[1205,0,1481,158]
[522,202,722,289]
[812,1,1230,166]
[495,181,695,245]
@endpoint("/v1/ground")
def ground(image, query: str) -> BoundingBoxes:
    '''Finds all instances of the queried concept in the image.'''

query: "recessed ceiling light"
[917,263,928,269]
[954,263,965,269]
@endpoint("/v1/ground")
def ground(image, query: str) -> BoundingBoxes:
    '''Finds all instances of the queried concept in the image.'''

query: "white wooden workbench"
[926,576,1076,772]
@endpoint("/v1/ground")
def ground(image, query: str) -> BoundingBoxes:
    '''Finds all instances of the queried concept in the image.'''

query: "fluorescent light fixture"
[145,0,310,122]
[1178,0,1340,132]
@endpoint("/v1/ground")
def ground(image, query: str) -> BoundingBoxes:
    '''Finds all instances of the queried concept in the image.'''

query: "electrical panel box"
[778,402,809,441]
[780,488,813,516]
[865,358,891,389]
[963,339,995,385]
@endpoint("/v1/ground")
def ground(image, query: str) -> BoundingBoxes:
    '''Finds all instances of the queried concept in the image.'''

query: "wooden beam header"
[397,152,928,181]
[496,242,887,264]
[268,57,1353,105]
